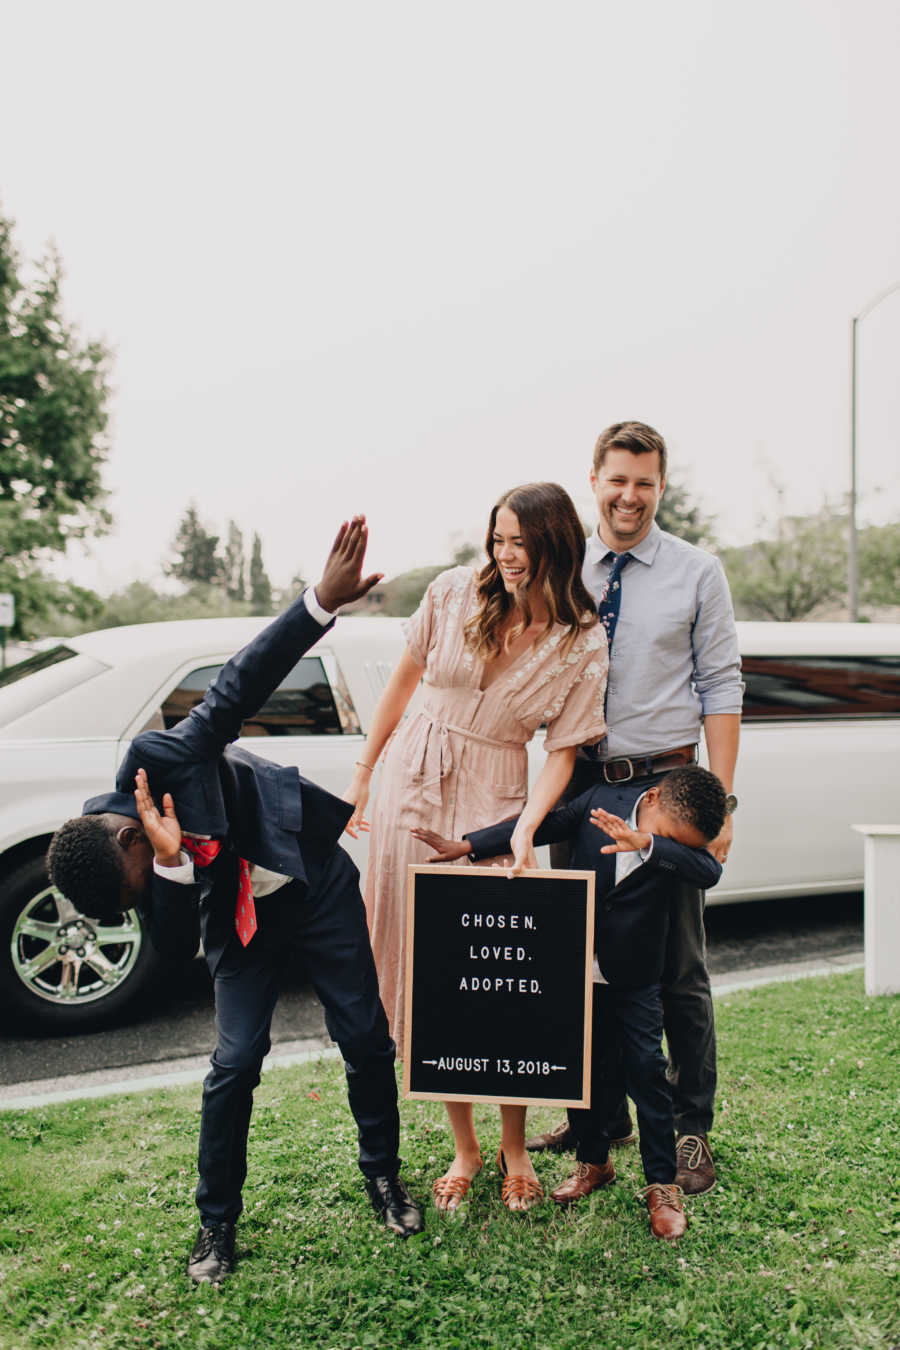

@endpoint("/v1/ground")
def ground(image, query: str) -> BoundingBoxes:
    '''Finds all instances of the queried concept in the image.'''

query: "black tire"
[0,851,166,1033]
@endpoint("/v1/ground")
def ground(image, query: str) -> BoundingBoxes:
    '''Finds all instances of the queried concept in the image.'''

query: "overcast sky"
[2,0,899,593]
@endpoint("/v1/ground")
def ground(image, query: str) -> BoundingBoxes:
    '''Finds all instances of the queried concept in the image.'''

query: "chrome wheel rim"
[11,885,143,1007]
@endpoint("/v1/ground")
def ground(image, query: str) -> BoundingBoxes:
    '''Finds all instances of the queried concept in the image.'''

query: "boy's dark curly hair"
[657,765,726,842]
[47,816,125,919]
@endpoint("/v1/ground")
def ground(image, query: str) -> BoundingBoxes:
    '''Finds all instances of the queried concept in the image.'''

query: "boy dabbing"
[413,764,725,1241]
[47,519,424,1286]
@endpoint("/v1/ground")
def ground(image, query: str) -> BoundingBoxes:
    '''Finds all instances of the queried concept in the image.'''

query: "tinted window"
[742,655,900,720]
[160,656,343,735]
[0,647,109,729]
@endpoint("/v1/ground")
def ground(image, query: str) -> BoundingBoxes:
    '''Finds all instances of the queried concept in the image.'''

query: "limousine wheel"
[0,854,164,1032]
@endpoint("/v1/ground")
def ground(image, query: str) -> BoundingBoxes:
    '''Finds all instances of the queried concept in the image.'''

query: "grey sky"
[3,0,899,592]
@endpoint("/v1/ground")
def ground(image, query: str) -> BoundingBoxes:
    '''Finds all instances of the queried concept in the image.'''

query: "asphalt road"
[0,892,863,1090]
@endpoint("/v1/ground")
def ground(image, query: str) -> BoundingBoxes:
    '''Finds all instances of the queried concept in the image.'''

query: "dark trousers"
[552,758,717,1136]
[567,983,675,1184]
[196,846,399,1226]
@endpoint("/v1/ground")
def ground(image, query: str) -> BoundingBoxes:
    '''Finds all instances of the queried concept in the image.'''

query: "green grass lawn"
[1,970,899,1350]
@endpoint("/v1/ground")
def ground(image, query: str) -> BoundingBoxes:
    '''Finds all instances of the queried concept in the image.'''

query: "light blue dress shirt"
[582,522,743,759]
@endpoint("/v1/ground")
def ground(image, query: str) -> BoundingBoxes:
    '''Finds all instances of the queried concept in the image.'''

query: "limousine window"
[160,656,343,735]
[741,655,900,720]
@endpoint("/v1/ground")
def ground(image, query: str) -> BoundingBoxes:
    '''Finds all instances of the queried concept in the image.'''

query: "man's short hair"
[657,765,726,842]
[47,816,125,919]
[593,421,668,481]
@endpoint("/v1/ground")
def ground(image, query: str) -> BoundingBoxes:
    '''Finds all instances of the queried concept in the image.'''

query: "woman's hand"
[506,823,539,877]
[590,806,651,854]
[410,828,472,863]
[134,768,182,867]
[342,767,372,839]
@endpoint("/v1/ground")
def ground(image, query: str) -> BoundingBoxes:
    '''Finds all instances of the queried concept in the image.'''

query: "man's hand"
[134,768,183,867]
[315,516,383,612]
[590,806,651,855]
[706,812,733,864]
[410,828,472,863]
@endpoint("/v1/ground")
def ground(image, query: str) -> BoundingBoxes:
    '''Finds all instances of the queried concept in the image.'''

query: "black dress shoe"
[187,1221,236,1284]
[366,1174,424,1238]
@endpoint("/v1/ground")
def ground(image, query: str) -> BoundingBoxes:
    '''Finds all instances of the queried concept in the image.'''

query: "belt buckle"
[604,756,634,784]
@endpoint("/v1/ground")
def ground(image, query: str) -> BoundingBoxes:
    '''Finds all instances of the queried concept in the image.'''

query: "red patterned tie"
[181,837,257,947]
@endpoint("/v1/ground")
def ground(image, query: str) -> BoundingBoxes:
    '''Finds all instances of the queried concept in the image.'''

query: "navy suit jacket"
[84,594,353,975]
[465,782,721,987]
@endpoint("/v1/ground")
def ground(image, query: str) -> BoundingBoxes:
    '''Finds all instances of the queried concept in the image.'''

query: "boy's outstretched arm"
[411,828,472,863]
[131,516,382,770]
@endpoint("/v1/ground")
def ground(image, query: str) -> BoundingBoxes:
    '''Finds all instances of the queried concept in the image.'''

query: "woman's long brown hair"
[463,482,597,662]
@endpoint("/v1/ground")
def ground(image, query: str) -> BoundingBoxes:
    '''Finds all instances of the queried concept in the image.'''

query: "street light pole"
[849,280,900,621]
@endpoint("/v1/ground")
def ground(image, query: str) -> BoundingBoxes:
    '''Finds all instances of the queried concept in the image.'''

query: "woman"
[344,482,608,1212]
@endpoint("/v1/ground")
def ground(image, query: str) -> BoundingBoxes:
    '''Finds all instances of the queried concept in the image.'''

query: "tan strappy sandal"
[497,1148,544,1212]
[432,1159,483,1212]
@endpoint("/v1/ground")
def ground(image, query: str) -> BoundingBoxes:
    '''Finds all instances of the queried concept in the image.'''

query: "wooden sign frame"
[401,865,595,1108]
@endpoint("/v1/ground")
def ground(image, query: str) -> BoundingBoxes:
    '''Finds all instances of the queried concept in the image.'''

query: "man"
[528,422,743,1195]
[47,517,424,1285]
[414,764,727,1241]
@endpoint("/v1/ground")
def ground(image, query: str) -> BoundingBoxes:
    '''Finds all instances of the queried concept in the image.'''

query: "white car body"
[1,611,898,1027]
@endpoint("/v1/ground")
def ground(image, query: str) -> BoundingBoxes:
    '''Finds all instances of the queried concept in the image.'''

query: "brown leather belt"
[601,744,698,784]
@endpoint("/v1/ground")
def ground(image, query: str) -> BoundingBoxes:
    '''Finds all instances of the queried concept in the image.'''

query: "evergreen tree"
[166,504,223,586]
[223,519,246,601]
[656,474,717,547]
[249,532,273,612]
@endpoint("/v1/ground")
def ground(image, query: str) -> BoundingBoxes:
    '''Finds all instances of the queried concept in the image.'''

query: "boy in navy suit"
[47,518,424,1284]
[412,764,725,1241]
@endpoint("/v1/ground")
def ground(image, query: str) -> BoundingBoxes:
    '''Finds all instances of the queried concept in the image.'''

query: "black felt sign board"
[402,866,595,1107]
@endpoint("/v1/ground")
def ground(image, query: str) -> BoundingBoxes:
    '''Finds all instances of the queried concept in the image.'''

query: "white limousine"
[1,614,898,1030]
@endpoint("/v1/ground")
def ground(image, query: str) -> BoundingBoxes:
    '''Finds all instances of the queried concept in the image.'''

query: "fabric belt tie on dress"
[601,743,698,784]
[410,714,522,807]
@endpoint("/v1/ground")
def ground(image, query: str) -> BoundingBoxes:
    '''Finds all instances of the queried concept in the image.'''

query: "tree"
[7,573,103,638]
[166,504,223,586]
[249,532,273,612]
[656,473,717,547]
[860,522,900,608]
[719,502,848,621]
[0,210,112,636]
[90,579,255,629]
[223,519,245,601]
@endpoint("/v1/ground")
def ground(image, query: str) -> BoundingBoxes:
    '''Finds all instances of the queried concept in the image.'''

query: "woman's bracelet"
[355,760,376,773]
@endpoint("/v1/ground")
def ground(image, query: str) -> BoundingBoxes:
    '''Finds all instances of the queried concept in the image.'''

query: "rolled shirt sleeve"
[542,631,609,752]
[401,567,465,668]
[691,557,744,716]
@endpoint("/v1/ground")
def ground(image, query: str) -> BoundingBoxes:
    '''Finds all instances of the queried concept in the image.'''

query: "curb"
[1,953,865,1112]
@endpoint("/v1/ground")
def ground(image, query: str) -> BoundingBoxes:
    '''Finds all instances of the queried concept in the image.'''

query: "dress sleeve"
[401,567,470,667]
[542,628,609,752]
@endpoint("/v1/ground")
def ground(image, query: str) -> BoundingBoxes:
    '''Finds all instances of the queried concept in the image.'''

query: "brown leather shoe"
[608,1112,637,1147]
[645,1183,687,1241]
[675,1133,716,1195]
[550,1159,616,1205]
[526,1118,575,1152]
[526,1116,635,1153]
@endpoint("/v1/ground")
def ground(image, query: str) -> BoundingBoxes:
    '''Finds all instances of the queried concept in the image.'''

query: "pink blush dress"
[363,566,608,1051]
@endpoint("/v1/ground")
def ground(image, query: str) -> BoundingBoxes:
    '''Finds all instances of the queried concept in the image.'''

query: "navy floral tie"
[598,552,632,654]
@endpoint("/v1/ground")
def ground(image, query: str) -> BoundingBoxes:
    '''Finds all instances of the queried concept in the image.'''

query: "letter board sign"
[402,866,595,1107]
